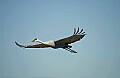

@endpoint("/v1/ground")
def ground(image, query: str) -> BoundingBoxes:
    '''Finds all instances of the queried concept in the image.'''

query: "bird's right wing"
[15,42,50,48]
[55,27,86,45]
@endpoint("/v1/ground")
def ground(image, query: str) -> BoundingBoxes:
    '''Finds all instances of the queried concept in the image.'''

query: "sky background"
[1,0,120,78]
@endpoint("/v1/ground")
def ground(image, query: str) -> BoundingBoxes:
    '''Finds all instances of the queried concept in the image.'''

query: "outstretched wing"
[55,27,86,44]
[15,42,50,48]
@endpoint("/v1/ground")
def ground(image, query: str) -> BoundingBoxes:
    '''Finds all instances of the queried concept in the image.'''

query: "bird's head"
[31,38,42,43]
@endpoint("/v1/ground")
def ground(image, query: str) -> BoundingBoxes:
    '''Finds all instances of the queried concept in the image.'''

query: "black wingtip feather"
[73,28,76,35]
[80,29,83,34]
[15,41,25,48]
[76,27,79,34]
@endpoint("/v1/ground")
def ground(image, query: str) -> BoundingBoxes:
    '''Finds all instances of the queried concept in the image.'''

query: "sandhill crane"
[15,27,86,53]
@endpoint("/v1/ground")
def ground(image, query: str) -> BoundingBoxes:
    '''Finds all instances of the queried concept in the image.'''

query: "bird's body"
[15,27,86,53]
[42,40,55,47]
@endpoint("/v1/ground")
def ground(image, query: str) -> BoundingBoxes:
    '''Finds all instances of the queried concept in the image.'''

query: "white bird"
[15,27,86,53]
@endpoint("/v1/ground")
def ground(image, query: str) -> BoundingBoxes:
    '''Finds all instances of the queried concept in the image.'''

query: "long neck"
[37,40,43,43]
[38,40,48,45]
[37,40,47,44]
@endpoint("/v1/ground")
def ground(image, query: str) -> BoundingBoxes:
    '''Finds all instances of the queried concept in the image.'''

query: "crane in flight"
[15,27,86,53]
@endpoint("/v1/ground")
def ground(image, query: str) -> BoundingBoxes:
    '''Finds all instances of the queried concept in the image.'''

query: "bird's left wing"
[55,27,86,45]
[15,42,50,48]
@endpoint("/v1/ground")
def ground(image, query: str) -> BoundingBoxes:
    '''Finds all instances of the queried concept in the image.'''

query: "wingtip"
[15,41,18,45]
[73,28,76,35]
[15,41,26,48]
[71,51,77,53]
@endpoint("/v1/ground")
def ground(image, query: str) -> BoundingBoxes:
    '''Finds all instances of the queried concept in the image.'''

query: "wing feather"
[26,44,49,48]
[55,34,85,44]
[15,42,50,48]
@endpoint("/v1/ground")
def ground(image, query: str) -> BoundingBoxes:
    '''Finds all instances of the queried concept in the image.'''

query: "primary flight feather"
[15,27,86,53]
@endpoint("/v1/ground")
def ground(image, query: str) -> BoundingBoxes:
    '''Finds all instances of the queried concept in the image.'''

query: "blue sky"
[1,0,120,78]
